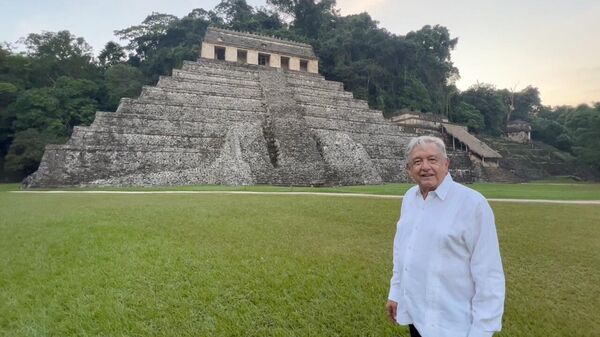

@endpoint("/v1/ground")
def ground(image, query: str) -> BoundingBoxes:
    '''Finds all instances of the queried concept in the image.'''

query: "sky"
[1,0,599,107]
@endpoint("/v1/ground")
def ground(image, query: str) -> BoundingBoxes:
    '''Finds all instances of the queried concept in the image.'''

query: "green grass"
[469,182,600,200]
[1,191,599,336]
[0,183,20,192]
[6,181,600,200]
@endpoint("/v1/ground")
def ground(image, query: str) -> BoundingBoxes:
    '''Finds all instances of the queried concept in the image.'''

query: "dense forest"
[0,0,598,181]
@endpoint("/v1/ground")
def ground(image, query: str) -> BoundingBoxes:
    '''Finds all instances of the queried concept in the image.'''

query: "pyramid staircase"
[26,59,430,187]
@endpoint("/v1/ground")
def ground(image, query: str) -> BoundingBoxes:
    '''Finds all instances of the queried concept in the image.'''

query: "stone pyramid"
[25,28,449,187]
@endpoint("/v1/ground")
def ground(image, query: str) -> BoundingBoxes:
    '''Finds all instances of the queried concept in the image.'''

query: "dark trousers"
[409,324,422,337]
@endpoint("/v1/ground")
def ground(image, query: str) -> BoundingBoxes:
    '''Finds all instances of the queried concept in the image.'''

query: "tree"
[1,76,100,179]
[99,41,126,66]
[565,104,600,170]
[10,77,98,135]
[103,64,144,110]
[461,83,508,135]
[396,76,433,112]
[450,101,485,132]
[3,128,67,179]
[405,25,459,114]
[531,117,572,151]
[10,88,63,134]
[16,30,99,86]
[215,0,254,30]
[0,82,18,106]
[114,13,180,58]
[115,11,211,83]
[504,86,541,122]
[268,0,337,38]
[22,30,93,60]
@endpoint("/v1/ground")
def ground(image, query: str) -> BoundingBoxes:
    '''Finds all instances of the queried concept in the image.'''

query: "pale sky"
[1,0,599,107]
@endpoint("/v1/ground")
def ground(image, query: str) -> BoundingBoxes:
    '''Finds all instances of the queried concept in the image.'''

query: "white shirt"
[389,174,505,337]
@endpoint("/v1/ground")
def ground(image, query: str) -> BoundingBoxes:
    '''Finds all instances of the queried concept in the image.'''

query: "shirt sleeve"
[467,199,505,337]
[388,217,403,302]
[388,193,411,322]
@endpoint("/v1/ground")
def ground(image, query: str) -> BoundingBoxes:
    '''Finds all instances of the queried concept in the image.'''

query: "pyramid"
[25,27,464,187]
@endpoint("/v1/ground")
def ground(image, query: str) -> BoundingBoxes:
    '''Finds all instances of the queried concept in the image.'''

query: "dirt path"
[10,190,600,205]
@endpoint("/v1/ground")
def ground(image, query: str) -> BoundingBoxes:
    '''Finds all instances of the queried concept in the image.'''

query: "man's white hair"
[406,136,447,159]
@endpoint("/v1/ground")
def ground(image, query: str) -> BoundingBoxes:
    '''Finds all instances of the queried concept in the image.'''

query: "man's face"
[407,143,450,192]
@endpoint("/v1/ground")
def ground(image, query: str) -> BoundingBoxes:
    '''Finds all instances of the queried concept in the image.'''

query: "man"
[386,136,505,337]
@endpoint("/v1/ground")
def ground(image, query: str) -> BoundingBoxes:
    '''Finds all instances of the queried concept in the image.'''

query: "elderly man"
[386,136,505,337]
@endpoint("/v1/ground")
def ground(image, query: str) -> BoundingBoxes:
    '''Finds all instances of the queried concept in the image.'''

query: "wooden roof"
[442,123,502,159]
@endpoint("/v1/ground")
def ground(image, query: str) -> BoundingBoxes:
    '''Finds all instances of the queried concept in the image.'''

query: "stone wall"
[25,58,473,187]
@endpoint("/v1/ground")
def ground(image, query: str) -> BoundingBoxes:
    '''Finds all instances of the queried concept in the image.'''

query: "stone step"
[281,69,326,80]
[183,62,343,90]
[481,167,522,183]
[310,127,413,144]
[172,69,260,87]
[193,59,268,74]
[92,111,265,130]
[305,117,405,136]
[157,76,261,96]
[182,61,259,80]
[304,112,396,126]
[300,104,383,120]
[285,75,342,89]
[138,87,264,109]
[361,144,407,158]
[42,145,219,180]
[194,58,325,80]
[117,98,265,116]
[88,116,233,136]
[47,143,219,154]
[291,86,353,99]
[68,127,225,149]
[287,81,345,94]
[142,84,260,101]
[294,95,369,109]
[370,158,410,181]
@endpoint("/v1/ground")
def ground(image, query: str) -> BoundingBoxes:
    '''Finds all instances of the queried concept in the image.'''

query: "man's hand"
[386,300,398,324]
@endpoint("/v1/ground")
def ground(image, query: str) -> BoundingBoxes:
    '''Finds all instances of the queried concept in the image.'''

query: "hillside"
[477,136,597,182]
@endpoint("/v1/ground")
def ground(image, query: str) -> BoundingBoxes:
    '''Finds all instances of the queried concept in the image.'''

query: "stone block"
[308,60,319,74]
[200,42,215,59]
[247,50,259,65]
[289,57,300,71]
[225,46,237,62]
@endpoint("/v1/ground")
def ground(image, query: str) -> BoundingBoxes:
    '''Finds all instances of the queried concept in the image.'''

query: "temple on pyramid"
[25,27,474,187]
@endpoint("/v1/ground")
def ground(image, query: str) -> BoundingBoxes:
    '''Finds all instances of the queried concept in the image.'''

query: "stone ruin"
[506,120,532,144]
[25,27,474,187]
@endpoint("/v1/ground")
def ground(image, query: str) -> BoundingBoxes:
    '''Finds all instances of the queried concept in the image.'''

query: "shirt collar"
[432,173,453,201]
[415,173,453,201]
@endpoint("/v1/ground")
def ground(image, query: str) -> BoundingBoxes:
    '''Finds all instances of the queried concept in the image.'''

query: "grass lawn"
[3,181,600,200]
[1,191,599,336]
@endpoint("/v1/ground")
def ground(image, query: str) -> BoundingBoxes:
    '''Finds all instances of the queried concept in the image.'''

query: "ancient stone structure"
[390,110,502,166]
[25,27,476,187]
[506,120,531,144]
[442,124,502,168]
[201,27,319,73]
[390,110,448,132]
